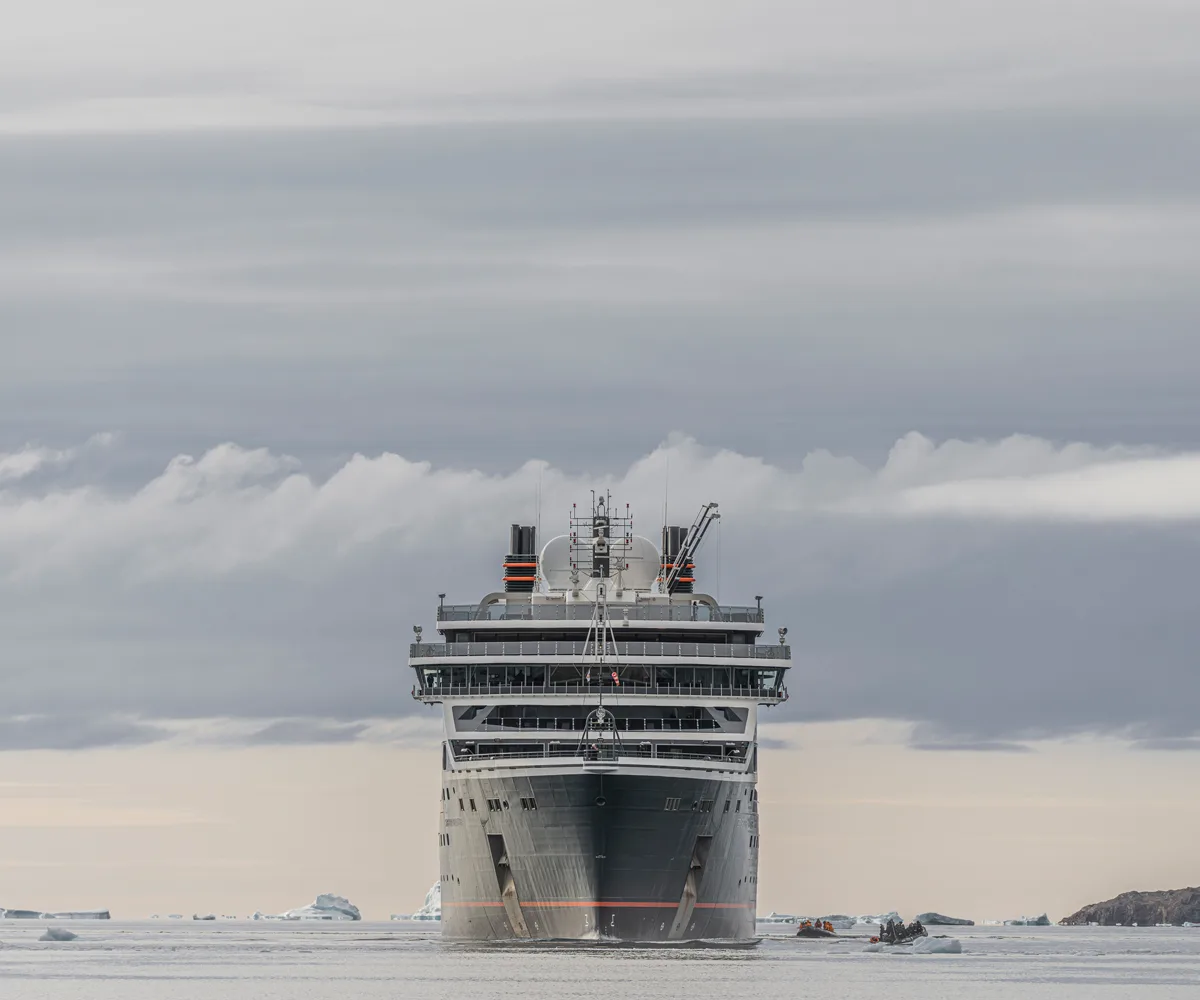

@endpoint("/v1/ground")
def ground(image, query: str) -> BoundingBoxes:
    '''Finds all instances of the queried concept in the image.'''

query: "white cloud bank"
[0,432,1194,582]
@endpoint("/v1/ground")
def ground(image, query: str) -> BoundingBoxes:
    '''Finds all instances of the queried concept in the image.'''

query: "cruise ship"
[410,495,790,942]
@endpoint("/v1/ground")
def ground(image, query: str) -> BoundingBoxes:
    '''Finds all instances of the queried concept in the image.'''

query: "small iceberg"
[0,907,109,920]
[1004,913,1051,926]
[916,912,975,926]
[856,911,902,926]
[280,894,361,921]
[39,928,78,942]
[913,937,963,954]
[391,883,440,922]
[193,914,216,921]
[756,912,799,925]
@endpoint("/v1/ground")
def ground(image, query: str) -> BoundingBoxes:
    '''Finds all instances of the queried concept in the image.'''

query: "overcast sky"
[2,0,1199,915]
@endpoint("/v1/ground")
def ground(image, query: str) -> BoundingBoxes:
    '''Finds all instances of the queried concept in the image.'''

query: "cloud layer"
[4,1,1199,132]
[2,432,1198,749]
[1,431,1193,582]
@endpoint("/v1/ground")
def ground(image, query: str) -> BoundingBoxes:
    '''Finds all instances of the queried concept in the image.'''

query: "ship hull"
[439,770,758,942]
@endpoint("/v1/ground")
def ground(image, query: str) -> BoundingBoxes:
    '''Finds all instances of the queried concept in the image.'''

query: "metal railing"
[410,641,790,660]
[436,603,764,624]
[413,682,788,702]
[479,717,722,731]
[451,746,746,764]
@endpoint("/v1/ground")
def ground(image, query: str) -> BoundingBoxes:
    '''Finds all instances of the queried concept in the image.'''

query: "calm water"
[1,922,1198,998]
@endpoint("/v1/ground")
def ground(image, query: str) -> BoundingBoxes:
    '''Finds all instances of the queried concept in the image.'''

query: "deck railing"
[450,746,746,764]
[412,682,788,703]
[410,641,790,660]
[436,603,764,624]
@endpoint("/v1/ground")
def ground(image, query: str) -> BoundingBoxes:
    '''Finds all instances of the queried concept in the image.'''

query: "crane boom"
[664,502,720,594]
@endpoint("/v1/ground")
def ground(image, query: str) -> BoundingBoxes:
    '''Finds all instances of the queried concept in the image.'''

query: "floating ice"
[39,928,78,942]
[756,912,799,925]
[913,937,963,954]
[0,907,108,920]
[1004,914,1051,926]
[392,883,440,922]
[856,911,902,926]
[916,912,975,926]
[280,894,361,921]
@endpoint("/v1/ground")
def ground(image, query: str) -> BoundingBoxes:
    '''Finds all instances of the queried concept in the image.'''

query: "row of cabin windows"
[437,833,451,846]
[421,665,783,691]
[448,794,537,813]
[663,797,716,813]
[665,786,760,814]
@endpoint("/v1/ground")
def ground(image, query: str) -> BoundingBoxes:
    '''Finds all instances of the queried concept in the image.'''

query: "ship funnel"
[504,524,537,593]
[661,525,694,593]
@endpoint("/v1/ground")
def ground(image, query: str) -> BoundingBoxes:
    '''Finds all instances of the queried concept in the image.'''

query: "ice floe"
[1004,914,1051,926]
[913,937,963,954]
[39,928,78,942]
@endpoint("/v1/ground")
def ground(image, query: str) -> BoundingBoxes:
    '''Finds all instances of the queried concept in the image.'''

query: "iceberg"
[856,911,902,926]
[916,912,975,926]
[756,912,799,925]
[280,893,361,921]
[392,882,441,921]
[39,928,78,942]
[0,907,108,920]
[913,937,963,954]
[45,911,109,920]
[1004,913,1051,926]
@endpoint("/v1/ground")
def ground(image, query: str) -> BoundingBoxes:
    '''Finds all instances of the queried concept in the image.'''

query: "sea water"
[0,922,1197,998]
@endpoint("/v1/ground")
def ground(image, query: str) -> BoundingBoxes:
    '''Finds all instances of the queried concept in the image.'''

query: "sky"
[2,0,1200,919]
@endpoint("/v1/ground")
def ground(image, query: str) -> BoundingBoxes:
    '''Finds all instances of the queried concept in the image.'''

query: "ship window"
[664,797,681,811]
[699,799,713,813]
[529,797,537,810]
[723,800,730,813]
[469,799,477,812]
[503,800,509,810]
[459,798,464,811]
[735,800,741,813]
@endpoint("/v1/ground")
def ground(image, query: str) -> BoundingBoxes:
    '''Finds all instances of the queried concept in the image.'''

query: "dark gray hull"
[439,770,758,941]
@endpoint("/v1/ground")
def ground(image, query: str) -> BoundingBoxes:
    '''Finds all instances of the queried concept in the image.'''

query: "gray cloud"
[0,715,169,751]
[242,720,370,745]
[2,434,1200,749]
[911,741,1034,754]
[1131,739,1200,752]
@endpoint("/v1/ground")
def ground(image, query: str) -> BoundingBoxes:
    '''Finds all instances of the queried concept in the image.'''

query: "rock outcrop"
[1060,887,1200,926]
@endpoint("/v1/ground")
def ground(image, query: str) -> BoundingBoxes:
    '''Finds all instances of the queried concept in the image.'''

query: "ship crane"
[663,501,720,595]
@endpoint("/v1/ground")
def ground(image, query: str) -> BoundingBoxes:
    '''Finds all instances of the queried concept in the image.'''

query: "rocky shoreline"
[1060,887,1200,926]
